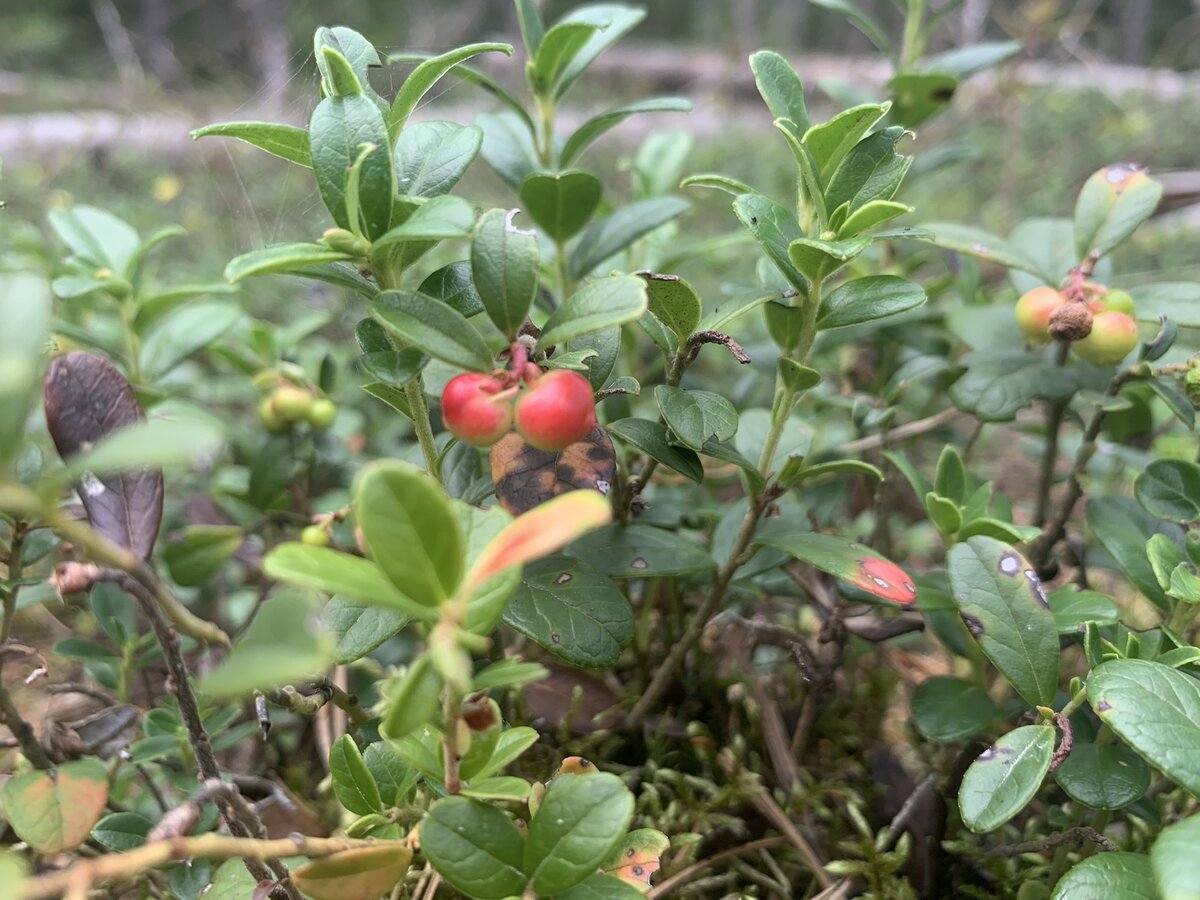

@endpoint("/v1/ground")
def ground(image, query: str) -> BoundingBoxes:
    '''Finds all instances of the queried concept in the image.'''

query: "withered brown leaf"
[490,425,616,516]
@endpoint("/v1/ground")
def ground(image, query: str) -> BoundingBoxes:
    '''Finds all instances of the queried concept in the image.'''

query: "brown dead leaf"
[490,425,616,516]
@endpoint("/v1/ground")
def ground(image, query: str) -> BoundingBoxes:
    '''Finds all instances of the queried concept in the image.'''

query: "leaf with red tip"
[43,352,162,559]
[552,756,600,779]
[754,529,917,605]
[461,491,610,596]
[604,829,670,892]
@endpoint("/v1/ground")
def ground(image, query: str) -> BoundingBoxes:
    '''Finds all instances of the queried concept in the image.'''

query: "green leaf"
[824,126,911,213]
[916,222,1043,275]
[371,195,475,249]
[1151,815,1200,900]
[2,758,109,853]
[911,676,997,742]
[420,261,484,318]
[561,97,690,166]
[91,812,151,851]
[552,5,645,100]
[381,657,442,742]
[0,274,51,468]
[606,418,703,482]
[1135,459,1200,522]
[803,102,890,179]
[461,776,533,802]
[810,0,893,56]
[754,528,917,605]
[533,21,600,96]
[353,460,464,607]
[200,590,334,697]
[935,446,967,503]
[314,26,382,101]
[680,173,755,196]
[364,742,419,807]
[471,727,539,781]
[49,205,140,274]
[556,874,646,900]
[817,275,925,330]
[139,300,242,379]
[393,121,482,198]
[778,458,878,490]
[947,537,1059,706]
[502,555,633,667]
[1052,853,1156,900]
[749,50,810,135]
[958,725,1056,832]
[788,235,872,284]
[515,0,545,55]
[58,416,223,481]
[320,45,364,96]
[1134,282,1200,329]
[225,243,352,283]
[388,42,513,140]
[654,386,737,451]
[191,121,312,167]
[950,349,1080,422]
[888,72,959,128]
[330,734,382,815]
[1088,658,1200,797]
[477,111,541,190]
[471,208,540,338]
[570,198,689,279]
[925,492,963,538]
[325,597,410,664]
[539,275,648,347]
[732,193,807,291]
[456,501,523,636]
[309,93,393,238]
[1074,165,1163,259]
[291,845,412,900]
[922,41,1020,79]
[1053,743,1150,810]
[525,772,634,895]
[371,290,494,372]
[1047,587,1120,634]
[1087,496,1180,611]
[568,524,715,577]
[264,544,433,622]
[162,526,242,587]
[639,272,701,339]
[519,170,603,241]
[421,797,528,899]
[839,199,911,238]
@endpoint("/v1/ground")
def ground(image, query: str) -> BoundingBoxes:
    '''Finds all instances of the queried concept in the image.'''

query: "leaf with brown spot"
[1,757,110,853]
[43,352,163,559]
[490,425,616,516]
[604,828,670,891]
[292,844,413,900]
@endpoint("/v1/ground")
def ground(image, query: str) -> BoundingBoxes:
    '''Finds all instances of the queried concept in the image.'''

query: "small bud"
[320,227,371,257]
[462,694,499,732]
[1048,300,1093,341]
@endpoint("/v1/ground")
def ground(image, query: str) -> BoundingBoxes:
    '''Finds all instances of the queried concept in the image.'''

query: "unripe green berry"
[307,397,337,430]
[1098,289,1135,315]
[301,525,330,547]
[270,386,314,422]
[258,396,287,432]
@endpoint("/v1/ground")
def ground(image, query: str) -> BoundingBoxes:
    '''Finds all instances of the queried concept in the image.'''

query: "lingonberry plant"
[1,2,1199,899]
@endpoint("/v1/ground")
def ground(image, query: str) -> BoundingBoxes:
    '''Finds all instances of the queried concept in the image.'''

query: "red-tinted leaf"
[604,828,670,890]
[755,529,917,606]
[1,758,110,853]
[44,352,163,559]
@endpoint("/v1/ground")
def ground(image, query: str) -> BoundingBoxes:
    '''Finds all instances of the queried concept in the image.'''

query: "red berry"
[514,369,597,452]
[441,373,513,447]
[1015,287,1063,343]
[1074,311,1139,366]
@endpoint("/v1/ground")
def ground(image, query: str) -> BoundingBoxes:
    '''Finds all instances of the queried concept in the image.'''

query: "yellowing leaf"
[2,758,110,853]
[292,844,413,900]
[461,491,610,596]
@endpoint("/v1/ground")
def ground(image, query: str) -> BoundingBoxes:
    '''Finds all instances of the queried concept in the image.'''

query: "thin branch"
[648,837,790,899]
[266,679,371,727]
[987,825,1117,857]
[834,407,962,455]
[0,679,52,769]
[20,834,407,900]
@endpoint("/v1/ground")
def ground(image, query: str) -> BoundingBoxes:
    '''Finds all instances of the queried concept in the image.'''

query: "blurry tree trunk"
[960,0,993,44]
[1118,0,1151,64]
[768,0,807,52]
[90,0,146,95]
[138,0,183,88]
[729,0,761,59]
[238,0,291,117]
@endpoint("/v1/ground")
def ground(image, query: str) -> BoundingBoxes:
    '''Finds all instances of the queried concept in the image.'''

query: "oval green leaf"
[959,724,1055,833]
[911,676,997,743]
[1053,743,1150,810]
[421,797,528,899]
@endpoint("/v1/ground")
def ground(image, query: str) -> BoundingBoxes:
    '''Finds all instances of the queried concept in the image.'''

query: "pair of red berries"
[442,368,596,452]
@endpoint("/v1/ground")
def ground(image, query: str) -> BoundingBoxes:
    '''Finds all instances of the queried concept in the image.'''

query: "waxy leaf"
[539,275,648,347]
[421,797,528,899]
[462,491,610,596]
[817,275,926,329]
[556,874,646,899]
[917,222,1042,275]
[388,42,513,140]
[750,50,810,134]
[950,349,1079,422]
[225,243,353,282]
[1087,496,1180,611]
[191,121,311,166]
[1052,853,1156,900]
[910,676,997,743]
[569,524,715,577]
[654,386,737,451]
[552,4,645,100]
[824,125,911,213]
[324,597,410,664]
[519,170,603,241]
[48,206,140,274]
[570,197,688,279]
[888,72,959,127]
[803,102,889,178]
[381,656,442,741]
[1088,658,1200,797]
[330,734,382,815]
[393,120,482,198]
[1151,815,1200,900]
[733,192,807,291]
[371,290,493,372]
[292,845,413,900]
[525,772,634,895]
[755,529,917,605]
[44,352,162,559]
[354,461,463,606]
[607,418,703,482]
[420,261,484,318]
[309,93,393,238]
[91,812,152,851]
[1134,459,1200,522]
[503,555,633,667]
[561,97,690,166]
[640,272,701,339]
[1074,164,1162,259]
[371,195,475,249]
[2,758,109,853]
[1047,587,1120,634]
[472,208,539,338]
[1053,743,1150,810]
[947,537,1059,707]
[958,725,1055,832]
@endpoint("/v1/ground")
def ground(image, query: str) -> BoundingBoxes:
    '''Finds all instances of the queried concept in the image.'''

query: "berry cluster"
[256,378,337,433]
[1015,284,1139,366]
[441,366,596,452]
